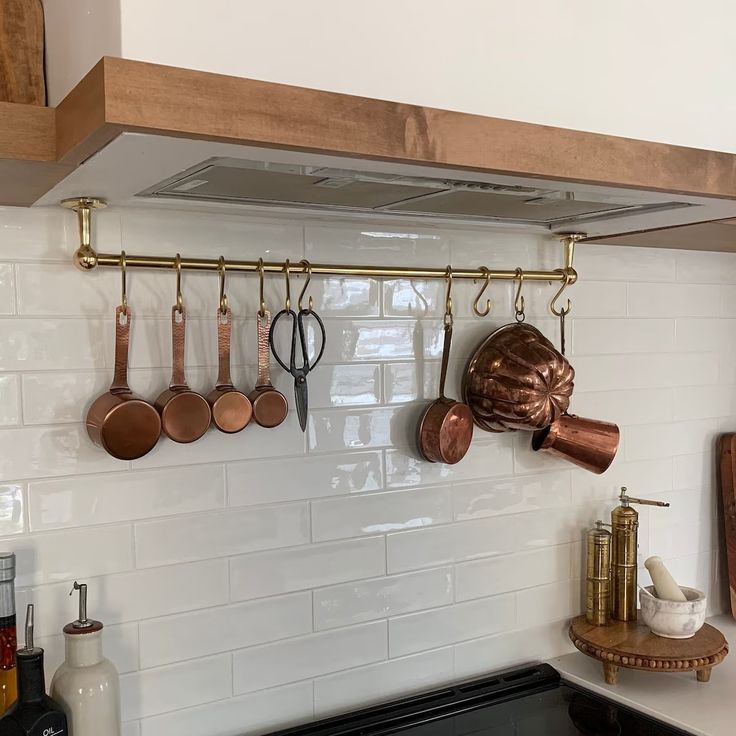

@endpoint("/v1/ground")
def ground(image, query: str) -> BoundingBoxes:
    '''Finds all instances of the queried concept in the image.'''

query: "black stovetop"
[267,664,691,736]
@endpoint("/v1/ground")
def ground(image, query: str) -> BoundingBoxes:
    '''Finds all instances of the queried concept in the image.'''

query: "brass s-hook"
[298,260,314,311]
[120,251,128,315]
[514,267,525,323]
[472,266,492,317]
[257,258,266,317]
[283,259,292,311]
[444,266,454,326]
[218,256,228,315]
[174,253,183,313]
[549,269,573,317]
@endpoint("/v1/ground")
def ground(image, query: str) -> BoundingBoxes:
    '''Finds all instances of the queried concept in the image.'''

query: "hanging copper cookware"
[86,254,161,460]
[154,256,211,443]
[417,268,473,464]
[207,258,253,433]
[248,260,288,428]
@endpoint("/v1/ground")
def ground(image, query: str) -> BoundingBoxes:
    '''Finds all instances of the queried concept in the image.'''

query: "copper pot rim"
[249,385,289,428]
[157,389,212,443]
[91,393,162,459]
[417,398,473,464]
[208,386,253,433]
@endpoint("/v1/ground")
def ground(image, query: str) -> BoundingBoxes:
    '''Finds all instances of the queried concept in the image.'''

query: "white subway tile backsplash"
[28,464,225,530]
[120,653,231,720]
[388,594,516,657]
[314,647,454,716]
[233,621,387,694]
[228,451,383,506]
[0,374,20,426]
[139,681,313,736]
[313,567,453,629]
[139,592,313,668]
[0,205,727,732]
[230,536,386,601]
[135,503,310,567]
[312,486,452,542]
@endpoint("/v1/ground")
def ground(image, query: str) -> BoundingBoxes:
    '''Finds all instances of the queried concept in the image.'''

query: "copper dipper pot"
[86,306,161,459]
[154,306,211,443]
[248,309,288,428]
[207,306,253,433]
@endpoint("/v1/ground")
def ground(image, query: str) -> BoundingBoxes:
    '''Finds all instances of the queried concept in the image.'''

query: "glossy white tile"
[314,647,454,716]
[233,621,387,694]
[0,425,128,480]
[312,486,452,542]
[0,374,20,426]
[321,320,418,363]
[139,592,312,668]
[28,464,225,531]
[312,276,380,317]
[0,263,14,314]
[230,536,386,601]
[628,283,712,317]
[0,483,25,535]
[676,250,736,284]
[14,524,133,586]
[452,471,571,520]
[139,681,313,736]
[625,418,722,461]
[388,594,516,657]
[575,245,676,282]
[648,488,715,558]
[570,387,673,427]
[516,579,582,628]
[570,457,673,501]
[674,318,724,352]
[455,544,574,601]
[309,406,411,452]
[673,452,713,492]
[308,363,380,408]
[135,503,310,568]
[673,385,736,421]
[0,206,76,261]
[120,653,231,720]
[572,318,674,355]
[227,451,382,506]
[313,567,452,629]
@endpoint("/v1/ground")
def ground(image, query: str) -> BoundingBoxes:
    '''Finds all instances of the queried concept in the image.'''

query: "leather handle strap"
[256,310,273,388]
[216,307,234,389]
[438,322,453,400]
[111,305,132,393]
[170,306,189,389]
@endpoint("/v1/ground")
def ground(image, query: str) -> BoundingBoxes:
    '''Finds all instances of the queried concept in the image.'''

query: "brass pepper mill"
[585,520,611,625]
[610,487,670,622]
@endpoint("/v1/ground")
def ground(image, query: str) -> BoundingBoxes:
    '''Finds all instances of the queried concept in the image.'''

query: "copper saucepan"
[207,260,253,433]
[417,268,473,464]
[86,259,161,459]
[155,305,212,442]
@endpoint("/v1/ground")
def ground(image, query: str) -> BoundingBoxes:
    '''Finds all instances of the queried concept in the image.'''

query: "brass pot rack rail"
[64,197,583,286]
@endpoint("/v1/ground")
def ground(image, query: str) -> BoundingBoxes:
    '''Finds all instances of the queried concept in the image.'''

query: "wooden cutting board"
[718,433,736,617]
[0,0,45,105]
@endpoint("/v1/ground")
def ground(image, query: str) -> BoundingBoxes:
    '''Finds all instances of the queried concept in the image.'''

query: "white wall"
[0,203,727,735]
[44,0,736,152]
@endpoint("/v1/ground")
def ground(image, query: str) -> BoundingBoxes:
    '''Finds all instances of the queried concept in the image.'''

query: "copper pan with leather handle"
[87,255,161,459]
[417,268,473,464]
[207,259,252,433]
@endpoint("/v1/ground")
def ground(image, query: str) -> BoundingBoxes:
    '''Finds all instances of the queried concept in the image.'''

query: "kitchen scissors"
[269,260,326,431]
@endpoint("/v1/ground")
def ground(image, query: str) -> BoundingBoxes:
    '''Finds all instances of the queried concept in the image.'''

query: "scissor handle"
[297,308,326,372]
[269,308,297,375]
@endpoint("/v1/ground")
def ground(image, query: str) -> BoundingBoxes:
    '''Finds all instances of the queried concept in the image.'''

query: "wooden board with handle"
[718,433,736,617]
[0,0,45,105]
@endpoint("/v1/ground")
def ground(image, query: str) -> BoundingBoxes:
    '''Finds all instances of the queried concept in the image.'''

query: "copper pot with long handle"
[86,306,161,459]
[207,306,253,433]
[154,306,211,443]
[248,309,288,428]
[417,268,473,464]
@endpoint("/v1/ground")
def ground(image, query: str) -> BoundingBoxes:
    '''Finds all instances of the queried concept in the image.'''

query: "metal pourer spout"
[69,580,93,629]
[618,486,670,508]
[24,603,34,650]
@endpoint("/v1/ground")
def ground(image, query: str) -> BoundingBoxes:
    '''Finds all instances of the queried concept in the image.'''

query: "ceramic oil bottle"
[50,581,121,736]
[1,604,68,736]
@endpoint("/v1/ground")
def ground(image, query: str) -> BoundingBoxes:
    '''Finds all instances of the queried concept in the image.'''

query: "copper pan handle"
[110,305,132,394]
[438,322,453,401]
[170,306,188,390]
[216,307,235,390]
[256,309,273,388]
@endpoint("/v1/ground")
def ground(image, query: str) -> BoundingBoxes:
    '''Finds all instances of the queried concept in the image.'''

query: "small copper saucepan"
[207,259,253,433]
[417,267,473,464]
[248,262,288,427]
[86,254,161,459]
[154,257,211,443]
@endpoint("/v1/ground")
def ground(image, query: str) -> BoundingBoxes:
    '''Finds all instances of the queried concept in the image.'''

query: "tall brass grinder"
[610,487,670,621]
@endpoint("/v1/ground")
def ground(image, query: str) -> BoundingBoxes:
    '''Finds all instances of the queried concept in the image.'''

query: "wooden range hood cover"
[3,57,736,247]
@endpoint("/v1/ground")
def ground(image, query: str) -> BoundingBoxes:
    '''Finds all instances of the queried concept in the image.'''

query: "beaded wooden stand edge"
[569,615,729,685]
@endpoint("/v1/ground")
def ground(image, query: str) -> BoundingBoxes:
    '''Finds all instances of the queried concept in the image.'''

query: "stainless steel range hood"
[139,156,691,227]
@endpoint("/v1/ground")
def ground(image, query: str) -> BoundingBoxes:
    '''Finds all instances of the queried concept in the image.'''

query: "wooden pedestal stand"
[569,615,728,685]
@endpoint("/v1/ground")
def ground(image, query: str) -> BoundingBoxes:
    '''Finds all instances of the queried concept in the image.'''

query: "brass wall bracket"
[62,197,583,292]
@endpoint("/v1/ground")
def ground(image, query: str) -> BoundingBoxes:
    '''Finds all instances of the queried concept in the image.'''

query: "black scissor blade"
[294,377,309,432]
